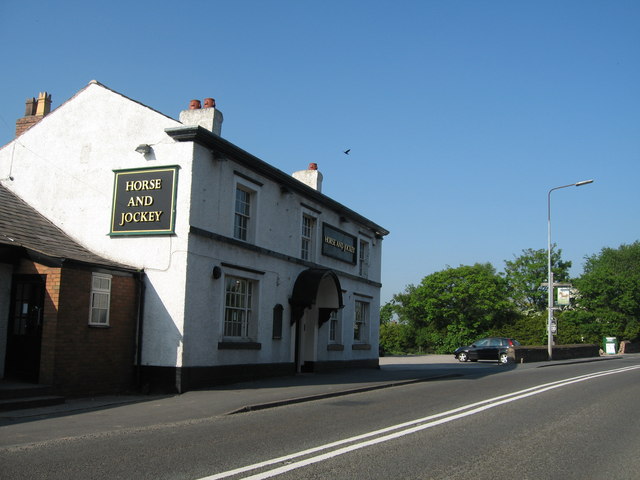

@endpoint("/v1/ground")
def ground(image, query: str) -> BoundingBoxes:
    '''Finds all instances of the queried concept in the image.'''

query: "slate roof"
[0,184,138,272]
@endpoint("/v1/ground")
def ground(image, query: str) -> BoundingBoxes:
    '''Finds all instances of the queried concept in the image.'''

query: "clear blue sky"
[1,1,638,304]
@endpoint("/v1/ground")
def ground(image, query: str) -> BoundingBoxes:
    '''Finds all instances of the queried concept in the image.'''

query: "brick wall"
[56,269,138,396]
[14,259,139,396]
[620,340,640,353]
[15,116,42,137]
[511,344,600,363]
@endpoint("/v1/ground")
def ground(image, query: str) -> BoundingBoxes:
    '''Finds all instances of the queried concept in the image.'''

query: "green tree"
[503,246,572,313]
[379,322,415,355]
[379,302,417,354]
[554,310,599,344]
[488,311,546,345]
[379,302,394,326]
[570,241,640,341]
[392,263,516,353]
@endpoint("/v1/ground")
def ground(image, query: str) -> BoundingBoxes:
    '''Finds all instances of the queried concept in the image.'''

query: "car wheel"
[499,352,509,364]
[457,352,469,362]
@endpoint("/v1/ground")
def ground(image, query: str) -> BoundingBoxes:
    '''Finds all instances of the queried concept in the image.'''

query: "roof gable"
[2,80,180,151]
[0,184,137,271]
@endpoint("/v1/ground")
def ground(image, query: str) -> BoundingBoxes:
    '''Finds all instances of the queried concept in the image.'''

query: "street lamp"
[547,179,594,360]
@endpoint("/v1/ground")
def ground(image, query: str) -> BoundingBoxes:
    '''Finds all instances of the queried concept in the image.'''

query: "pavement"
[0,356,464,423]
[0,354,627,437]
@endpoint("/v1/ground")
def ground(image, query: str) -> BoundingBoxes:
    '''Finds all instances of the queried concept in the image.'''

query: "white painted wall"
[185,140,383,367]
[0,82,192,367]
[0,82,385,371]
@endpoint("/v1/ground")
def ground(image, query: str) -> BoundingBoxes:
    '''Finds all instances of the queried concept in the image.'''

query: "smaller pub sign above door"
[322,223,357,264]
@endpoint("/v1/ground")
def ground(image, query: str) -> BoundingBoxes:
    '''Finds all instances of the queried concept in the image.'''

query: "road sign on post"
[604,337,618,355]
[557,287,571,306]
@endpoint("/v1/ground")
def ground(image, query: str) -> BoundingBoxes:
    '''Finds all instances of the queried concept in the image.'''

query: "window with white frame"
[354,300,369,342]
[359,240,370,278]
[89,273,111,326]
[234,186,252,241]
[224,276,254,338]
[329,310,341,343]
[301,214,315,261]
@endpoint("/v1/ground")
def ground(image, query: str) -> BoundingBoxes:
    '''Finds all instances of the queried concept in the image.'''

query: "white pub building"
[0,81,388,394]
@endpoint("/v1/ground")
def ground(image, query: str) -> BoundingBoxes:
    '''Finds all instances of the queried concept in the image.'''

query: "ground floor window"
[89,273,112,326]
[224,276,254,338]
[272,304,283,340]
[354,300,369,342]
[329,310,341,343]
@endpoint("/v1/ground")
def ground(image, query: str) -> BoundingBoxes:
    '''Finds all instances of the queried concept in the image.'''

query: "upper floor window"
[301,214,315,261]
[89,273,111,326]
[224,276,254,338]
[359,240,370,278]
[354,300,369,342]
[234,186,252,241]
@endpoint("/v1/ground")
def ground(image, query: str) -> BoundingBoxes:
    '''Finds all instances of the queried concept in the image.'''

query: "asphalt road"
[1,355,639,479]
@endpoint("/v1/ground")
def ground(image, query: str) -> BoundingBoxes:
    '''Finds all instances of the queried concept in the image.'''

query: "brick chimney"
[179,97,223,135]
[15,92,51,137]
[292,163,323,192]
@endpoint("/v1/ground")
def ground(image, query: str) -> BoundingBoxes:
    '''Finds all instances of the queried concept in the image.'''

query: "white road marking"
[200,365,640,480]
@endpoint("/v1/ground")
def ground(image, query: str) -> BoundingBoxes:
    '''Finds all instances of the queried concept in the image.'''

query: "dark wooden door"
[5,275,45,382]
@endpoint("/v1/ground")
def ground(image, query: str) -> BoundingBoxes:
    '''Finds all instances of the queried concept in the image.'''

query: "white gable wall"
[0,82,194,367]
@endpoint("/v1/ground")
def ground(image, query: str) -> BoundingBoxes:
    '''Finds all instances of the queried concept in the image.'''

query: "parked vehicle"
[454,337,520,364]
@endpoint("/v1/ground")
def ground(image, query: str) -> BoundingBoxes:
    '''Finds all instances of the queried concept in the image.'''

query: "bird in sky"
[343,149,350,155]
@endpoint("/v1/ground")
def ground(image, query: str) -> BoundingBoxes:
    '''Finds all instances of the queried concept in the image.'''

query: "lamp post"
[547,179,594,360]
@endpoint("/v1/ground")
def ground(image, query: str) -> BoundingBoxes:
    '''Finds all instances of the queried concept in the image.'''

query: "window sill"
[352,343,371,350]
[327,343,344,351]
[218,341,262,350]
[88,324,110,329]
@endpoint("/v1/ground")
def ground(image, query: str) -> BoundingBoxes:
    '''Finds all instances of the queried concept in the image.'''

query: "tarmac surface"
[0,354,623,432]
[0,356,463,424]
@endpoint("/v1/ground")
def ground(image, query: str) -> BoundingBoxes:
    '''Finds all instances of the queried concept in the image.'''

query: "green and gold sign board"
[322,223,357,264]
[110,166,179,236]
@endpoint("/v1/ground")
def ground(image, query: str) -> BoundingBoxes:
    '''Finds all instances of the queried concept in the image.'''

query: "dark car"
[454,337,520,364]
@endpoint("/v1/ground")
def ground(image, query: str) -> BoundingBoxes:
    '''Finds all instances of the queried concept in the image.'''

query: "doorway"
[4,275,45,382]
[290,268,343,373]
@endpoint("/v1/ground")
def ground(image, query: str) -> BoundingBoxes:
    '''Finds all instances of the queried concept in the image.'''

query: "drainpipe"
[134,271,146,391]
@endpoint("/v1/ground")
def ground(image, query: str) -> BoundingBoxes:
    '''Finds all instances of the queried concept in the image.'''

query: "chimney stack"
[292,163,323,192]
[16,92,51,137]
[179,97,223,136]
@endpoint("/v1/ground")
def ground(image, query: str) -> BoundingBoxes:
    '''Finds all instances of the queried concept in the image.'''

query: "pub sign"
[322,223,357,264]
[110,166,179,235]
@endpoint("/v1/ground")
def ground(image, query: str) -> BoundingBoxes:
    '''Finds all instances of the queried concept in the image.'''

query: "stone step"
[0,384,53,401]
[0,395,66,412]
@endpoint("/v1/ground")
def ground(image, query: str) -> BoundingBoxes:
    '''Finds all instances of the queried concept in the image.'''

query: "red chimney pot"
[203,98,216,109]
[308,163,318,170]
[189,99,201,110]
